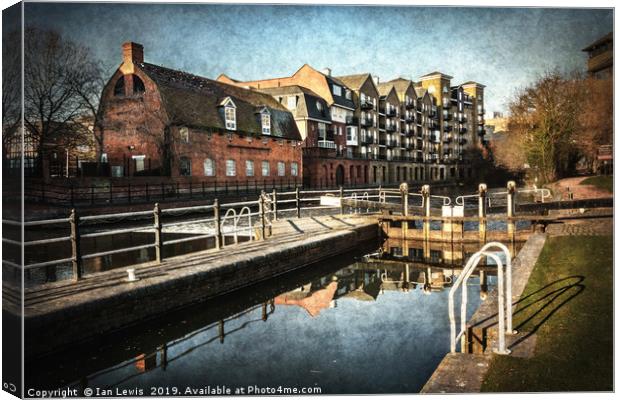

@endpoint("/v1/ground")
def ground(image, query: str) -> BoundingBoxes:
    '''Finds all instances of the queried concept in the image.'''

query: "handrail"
[477,242,514,334]
[448,242,512,355]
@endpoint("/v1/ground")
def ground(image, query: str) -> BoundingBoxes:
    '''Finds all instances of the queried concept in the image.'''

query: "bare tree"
[577,77,613,172]
[23,27,104,180]
[2,29,22,161]
[505,71,583,183]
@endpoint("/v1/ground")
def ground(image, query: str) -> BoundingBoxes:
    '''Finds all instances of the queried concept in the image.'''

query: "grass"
[481,235,613,392]
[580,175,613,193]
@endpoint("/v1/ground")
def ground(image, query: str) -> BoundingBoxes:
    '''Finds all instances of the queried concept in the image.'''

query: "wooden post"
[400,182,409,240]
[507,180,516,239]
[154,203,163,263]
[421,184,431,241]
[339,186,344,215]
[295,186,301,218]
[272,189,278,221]
[214,199,222,249]
[478,183,487,243]
[260,192,266,240]
[69,209,82,281]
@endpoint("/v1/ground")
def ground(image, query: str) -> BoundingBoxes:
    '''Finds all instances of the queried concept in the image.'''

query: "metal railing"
[448,241,513,355]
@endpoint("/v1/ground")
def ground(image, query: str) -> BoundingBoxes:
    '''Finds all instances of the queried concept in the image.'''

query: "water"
[26,240,499,395]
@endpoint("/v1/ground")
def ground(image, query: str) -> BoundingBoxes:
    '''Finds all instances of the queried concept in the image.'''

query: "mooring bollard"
[259,192,266,240]
[400,182,409,240]
[69,208,82,281]
[272,188,278,221]
[153,203,163,263]
[421,184,431,241]
[214,199,222,249]
[295,186,301,218]
[507,181,516,238]
[478,183,487,243]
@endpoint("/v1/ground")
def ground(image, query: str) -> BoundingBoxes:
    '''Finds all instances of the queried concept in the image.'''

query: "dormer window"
[332,85,342,97]
[261,110,271,135]
[345,90,352,100]
[220,97,237,131]
[316,101,323,112]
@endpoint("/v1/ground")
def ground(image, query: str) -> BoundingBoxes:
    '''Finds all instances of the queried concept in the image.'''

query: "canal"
[26,238,512,395]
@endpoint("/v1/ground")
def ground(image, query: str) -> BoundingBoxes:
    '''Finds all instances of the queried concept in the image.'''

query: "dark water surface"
[26,240,501,395]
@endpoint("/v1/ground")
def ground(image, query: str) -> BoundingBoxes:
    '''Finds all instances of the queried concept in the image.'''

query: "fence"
[2,186,391,284]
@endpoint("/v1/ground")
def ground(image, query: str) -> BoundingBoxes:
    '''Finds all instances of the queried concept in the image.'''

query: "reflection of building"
[275,281,338,317]
[582,32,613,79]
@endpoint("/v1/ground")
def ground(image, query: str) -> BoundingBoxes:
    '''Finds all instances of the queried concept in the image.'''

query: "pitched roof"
[461,81,486,88]
[335,73,373,91]
[376,82,395,97]
[582,32,613,52]
[258,85,331,122]
[419,71,454,80]
[138,63,301,140]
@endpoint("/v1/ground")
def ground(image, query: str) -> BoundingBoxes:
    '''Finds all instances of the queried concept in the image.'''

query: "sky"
[18,2,614,115]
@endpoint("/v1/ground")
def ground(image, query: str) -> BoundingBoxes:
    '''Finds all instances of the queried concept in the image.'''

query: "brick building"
[219,64,485,186]
[98,42,303,185]
[582,32,613,79]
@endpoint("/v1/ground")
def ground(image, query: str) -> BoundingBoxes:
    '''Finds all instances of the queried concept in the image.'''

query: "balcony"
[361,117,374,127]
[360,99,374,110]
[379,139,387,146]
[318,140,336,149]
[387,139,398,148]
[360,135,375,145]
[405,101,415,109]
[385,108,397,117]
[386,124,397,133]
[405,115,415,123]
[443,125,453,132]
[346,116,359,125]
[443,112,453,121]
[459,127,468,134]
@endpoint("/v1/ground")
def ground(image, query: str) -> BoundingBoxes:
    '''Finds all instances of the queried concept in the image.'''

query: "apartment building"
[582,32,613,79]
[219,65,485,186]
[98,42,303,184]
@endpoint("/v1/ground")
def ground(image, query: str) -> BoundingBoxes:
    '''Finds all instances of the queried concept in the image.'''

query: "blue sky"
[22,3,613,115]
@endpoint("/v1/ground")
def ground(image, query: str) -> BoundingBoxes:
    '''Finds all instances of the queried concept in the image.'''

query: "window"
[318,123,327,138]
[246,160,254,177]
[262,161,270,176]
[204,158,215,176]
[226,159,236,176]
[291,162,298,177]
[179,157,191,176]
[332,85,342,97]
[101,153,108,163]
[287,96,297,109]
[277,162,285,176]
[316,101,323,112]
[133,75,145,95]
[113,76,125,96]
[261,113,271,135]
[132,155,145,172]
[180,127,189,143]
[345,90,352,100]
[225,106,236,130]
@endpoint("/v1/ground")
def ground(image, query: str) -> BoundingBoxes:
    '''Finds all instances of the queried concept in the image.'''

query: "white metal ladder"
[448,242,514,355]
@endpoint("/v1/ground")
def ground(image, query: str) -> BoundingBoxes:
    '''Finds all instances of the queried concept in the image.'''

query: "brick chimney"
[122,42,144,64]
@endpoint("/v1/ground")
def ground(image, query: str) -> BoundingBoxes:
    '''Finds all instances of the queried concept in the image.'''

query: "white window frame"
[226,159,236,176]
[261,112,271,135]
[277,161,285,177]
[262,161,270,177]
[204,158,215,176]
[179,126,189,143]
[291,162,298,177]
[245,160,254,177]
[332,85,342,97]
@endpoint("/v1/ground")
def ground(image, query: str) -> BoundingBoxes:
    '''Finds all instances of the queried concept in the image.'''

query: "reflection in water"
[27,239,505,394]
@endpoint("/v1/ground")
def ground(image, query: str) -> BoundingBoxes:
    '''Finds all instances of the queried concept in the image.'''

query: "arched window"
[113,76,125,96]
[133,75,145,95]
